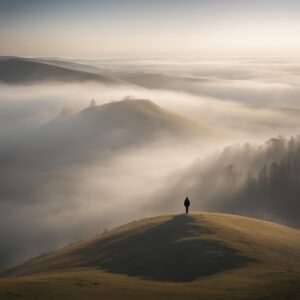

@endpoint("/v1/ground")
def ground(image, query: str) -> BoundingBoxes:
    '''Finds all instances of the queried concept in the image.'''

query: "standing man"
[184,196,190,214]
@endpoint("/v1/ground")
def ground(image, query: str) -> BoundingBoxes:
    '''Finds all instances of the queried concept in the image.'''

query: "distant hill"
[34,99,209,159]
[77,99,206,137]
[116,71,211,89]
[33,58,110,75]
[0,57,124,84]
[0,213,299,299]
[8,99,209,170]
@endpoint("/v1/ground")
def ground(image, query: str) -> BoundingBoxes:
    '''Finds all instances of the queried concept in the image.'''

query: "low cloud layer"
[0,57,300,269]
[92,57,300,108]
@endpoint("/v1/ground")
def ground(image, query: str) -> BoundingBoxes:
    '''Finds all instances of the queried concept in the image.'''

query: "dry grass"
[0,212,299,299]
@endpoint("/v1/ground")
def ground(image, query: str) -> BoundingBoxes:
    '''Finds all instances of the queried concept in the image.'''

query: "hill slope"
[12,99,207,168]
[78,99,206,137]
[0,213,299,299]
[36,99,208,156]
[0,57,123,84]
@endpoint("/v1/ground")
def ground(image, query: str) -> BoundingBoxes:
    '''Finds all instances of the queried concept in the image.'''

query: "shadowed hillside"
[2,215,251,282]
[73,215,251,282]
[0,213,299,299]
[0,57,123,84]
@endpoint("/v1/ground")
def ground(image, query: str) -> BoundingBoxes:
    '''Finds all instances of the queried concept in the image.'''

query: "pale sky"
[0,0,300,58]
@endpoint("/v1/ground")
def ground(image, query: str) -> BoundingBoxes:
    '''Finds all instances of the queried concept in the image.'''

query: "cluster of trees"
[163,136,300,228]
[238,137,300,226]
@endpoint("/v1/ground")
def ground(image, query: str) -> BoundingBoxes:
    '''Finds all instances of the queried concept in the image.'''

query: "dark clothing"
[184,197,190,214]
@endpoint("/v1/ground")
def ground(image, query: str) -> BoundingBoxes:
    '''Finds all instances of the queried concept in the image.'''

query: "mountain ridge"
[0,57,124,84]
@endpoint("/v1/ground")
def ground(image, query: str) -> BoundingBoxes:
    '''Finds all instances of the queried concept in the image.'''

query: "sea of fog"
[0,57,299,268]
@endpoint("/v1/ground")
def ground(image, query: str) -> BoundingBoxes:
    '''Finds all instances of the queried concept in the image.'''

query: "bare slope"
[0,213,299,299]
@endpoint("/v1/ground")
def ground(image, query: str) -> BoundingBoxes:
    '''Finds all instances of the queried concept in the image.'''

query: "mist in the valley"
[87,57,300,108]
[0,58,300,269]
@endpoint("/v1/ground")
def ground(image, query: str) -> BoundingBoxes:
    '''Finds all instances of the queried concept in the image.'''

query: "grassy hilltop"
[0,212,299,299]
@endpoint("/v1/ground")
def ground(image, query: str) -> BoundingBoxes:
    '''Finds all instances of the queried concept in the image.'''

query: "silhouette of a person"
[184,197,190,214]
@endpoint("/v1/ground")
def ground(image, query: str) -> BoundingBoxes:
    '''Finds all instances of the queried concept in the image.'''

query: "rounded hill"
[0,213,299,299]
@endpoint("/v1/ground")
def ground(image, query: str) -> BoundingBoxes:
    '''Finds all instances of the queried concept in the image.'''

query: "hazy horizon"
[1,0,300,58]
